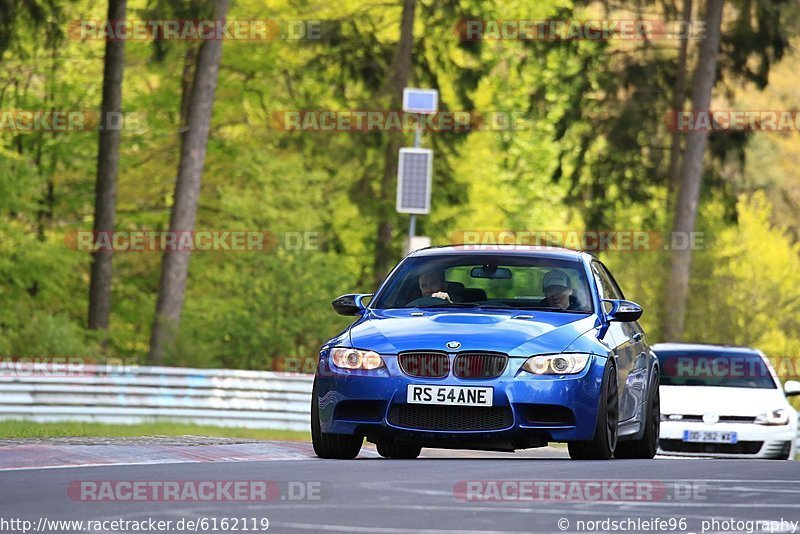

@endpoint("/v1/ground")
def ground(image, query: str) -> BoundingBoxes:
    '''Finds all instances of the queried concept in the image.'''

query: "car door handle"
[632,332,643,342]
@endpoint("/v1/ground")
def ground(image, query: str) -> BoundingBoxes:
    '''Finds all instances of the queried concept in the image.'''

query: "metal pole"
[409,120,422,242]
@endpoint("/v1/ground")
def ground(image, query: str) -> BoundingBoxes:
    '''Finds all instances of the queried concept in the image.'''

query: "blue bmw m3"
[311,245,660,460]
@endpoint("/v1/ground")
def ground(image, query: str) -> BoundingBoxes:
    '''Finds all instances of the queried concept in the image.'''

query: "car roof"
[652,342,761,355]
[408,244,590,261]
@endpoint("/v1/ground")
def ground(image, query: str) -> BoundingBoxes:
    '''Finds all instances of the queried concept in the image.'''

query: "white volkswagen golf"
[655,343,800,460]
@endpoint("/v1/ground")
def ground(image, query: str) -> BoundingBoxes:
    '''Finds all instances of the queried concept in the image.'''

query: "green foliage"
[1,0,799,370]
[685,193,800,362]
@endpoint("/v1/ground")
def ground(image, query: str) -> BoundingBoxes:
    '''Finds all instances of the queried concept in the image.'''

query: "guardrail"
[0,364,313,432]
[1,364,798,449]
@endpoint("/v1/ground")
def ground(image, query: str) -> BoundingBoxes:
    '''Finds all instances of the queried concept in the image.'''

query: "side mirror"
[784,380,800,397]
[332,294,372,316]
[602,299,643,323]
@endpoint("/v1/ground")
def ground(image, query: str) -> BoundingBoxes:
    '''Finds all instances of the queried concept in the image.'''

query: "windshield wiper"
[510,306,591,314]
[417,302,480,308]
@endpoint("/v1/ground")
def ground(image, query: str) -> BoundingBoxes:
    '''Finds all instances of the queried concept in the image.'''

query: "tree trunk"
[148,0,229,363]
[666,0,692,208]
[179,44,200,135]
[88,0,126,331]
[373,0,416,285]
[662,0,724,341]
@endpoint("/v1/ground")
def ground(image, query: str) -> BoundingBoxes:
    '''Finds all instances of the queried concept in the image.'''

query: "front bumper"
[659,420,796,459]
[315,352,607,450]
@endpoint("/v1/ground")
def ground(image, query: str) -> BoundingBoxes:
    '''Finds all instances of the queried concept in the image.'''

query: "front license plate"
[682,430,738,444]
[406,385,493,407]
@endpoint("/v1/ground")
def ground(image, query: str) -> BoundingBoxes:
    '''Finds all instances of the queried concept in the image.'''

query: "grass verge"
[0,420,310,441]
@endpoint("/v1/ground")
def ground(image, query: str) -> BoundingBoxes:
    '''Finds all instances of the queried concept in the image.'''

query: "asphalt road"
[0,443,798,534]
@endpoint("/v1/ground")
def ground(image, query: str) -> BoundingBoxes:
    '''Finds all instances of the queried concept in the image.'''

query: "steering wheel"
[406,296,449,307]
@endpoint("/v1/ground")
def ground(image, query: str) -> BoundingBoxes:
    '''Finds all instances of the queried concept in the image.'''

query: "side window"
[591,262,623,312]
[599,263,625,300]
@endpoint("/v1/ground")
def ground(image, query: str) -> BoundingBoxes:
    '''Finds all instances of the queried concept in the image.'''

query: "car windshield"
[371,254,593,313]
[656,350,777,389]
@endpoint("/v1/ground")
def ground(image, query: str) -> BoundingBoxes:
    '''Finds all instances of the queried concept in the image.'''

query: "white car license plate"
[682,430,738,444]
[406,385,493,407]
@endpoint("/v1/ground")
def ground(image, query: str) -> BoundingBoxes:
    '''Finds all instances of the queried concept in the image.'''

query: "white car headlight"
[754,409,789,426]
[330,348,384,370]
[522,354,590,375]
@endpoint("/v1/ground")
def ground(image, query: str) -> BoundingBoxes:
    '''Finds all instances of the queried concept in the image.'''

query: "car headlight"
[330,347,384,370]
[521,354,590,375]
[754,409,789,426]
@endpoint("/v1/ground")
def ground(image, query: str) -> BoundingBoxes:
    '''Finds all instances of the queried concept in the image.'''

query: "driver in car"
[418,270,453,302]
[540,269,582,310]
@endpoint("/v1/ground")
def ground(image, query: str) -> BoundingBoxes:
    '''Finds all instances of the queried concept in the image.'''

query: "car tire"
[311,378,363,459]
[376,440,422,459]
[615,369,660,459]
[568,360,618,460]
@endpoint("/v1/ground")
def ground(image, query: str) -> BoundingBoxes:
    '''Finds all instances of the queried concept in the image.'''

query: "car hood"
[346,309,599,356]
[660,385,790,416]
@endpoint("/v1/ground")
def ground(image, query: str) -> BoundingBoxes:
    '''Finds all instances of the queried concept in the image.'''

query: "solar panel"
[396,148,433,214]
[402,88,438,114]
